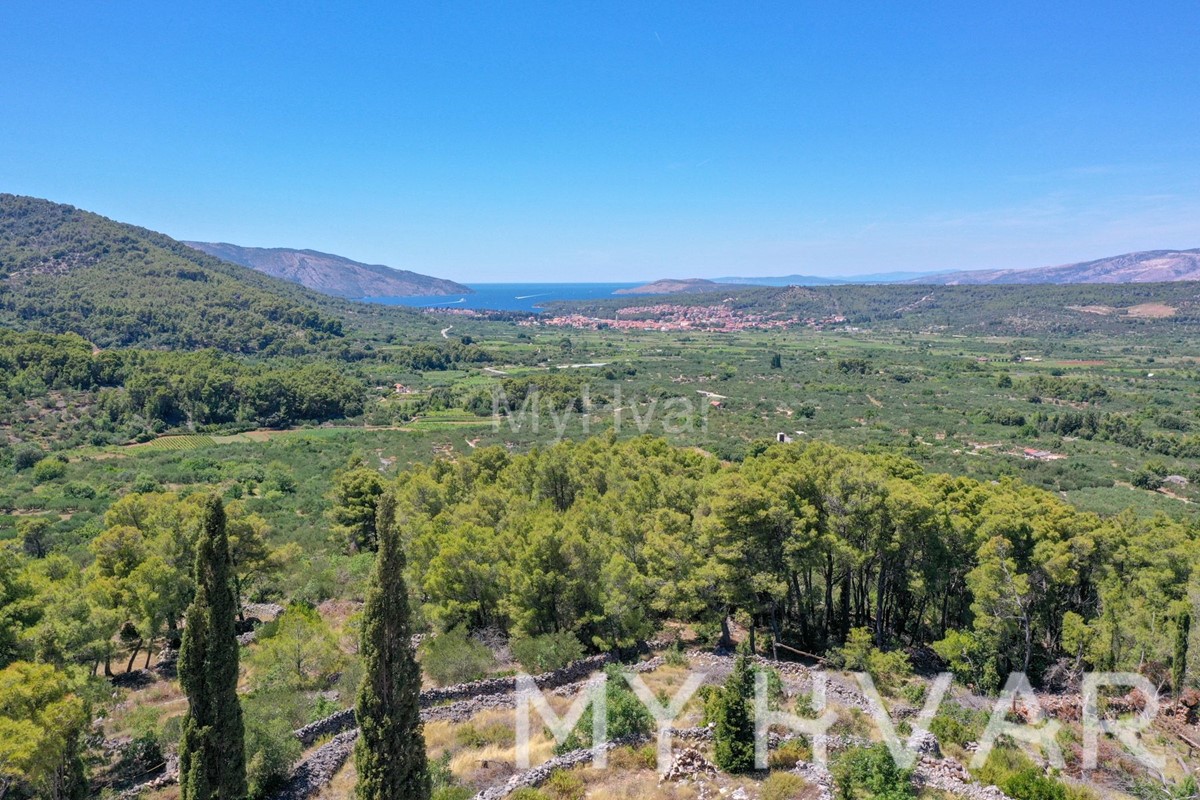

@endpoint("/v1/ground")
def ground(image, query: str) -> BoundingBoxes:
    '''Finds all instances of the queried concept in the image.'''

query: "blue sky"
[2,2,1198,282]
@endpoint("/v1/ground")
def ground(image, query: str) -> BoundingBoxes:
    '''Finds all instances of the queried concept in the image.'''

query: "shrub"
[509,790,551,800]
[12,448,42,472]
[131,472,162,493]
[976,747,1072,800]
[32,456,66,483]
[897,681,926,706]
[833,744,914,800]
[62,481,96,499]
[558,665,652,752]
[832,627,875,671]
[754,664,786,710]
[244,710,302,800]
[419,626,496,686]
[664,640,689,667]
[511,631,584,673]
[455,721,513,748]
[768,738,812,769]
[833,628,912,693]
[431,752,471,800]
[543,769,585,800]
[929,702,986,748]
[116,733,164,780]
[866,649,913,693]
[762,772,809,800]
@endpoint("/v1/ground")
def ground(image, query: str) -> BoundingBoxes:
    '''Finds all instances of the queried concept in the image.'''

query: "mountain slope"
[0,194,426,353]
[184,241,470,299]
[918,249,1200,285]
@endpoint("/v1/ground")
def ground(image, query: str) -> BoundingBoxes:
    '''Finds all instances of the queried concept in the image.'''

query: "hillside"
[0,194,428,353]
[919,248,1200,284]
[614,277,733,295]
[184,241,470,299]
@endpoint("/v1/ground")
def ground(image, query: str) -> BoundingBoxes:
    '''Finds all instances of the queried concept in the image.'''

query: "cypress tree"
[713,653,756,773]
[178,495,247,800]
[355,493,430,800]
[1173,610,1191,693]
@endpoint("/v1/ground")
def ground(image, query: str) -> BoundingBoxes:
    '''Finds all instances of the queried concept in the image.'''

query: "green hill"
[0,194,427,353]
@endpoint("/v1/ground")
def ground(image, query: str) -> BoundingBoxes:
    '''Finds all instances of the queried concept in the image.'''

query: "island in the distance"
[613,277,735,295]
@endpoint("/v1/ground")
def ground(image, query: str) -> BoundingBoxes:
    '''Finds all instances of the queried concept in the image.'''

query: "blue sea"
[368,282,639,313]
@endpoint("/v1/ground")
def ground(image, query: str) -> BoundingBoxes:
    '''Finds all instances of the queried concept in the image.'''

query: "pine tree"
[178,495,247,800]
[355,493,430,800]
[713,653,756,773]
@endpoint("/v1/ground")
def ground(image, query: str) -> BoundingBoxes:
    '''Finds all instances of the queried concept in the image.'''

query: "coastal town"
[426,302,849,332]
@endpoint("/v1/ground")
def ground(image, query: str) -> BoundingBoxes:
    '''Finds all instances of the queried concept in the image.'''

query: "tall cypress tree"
[1173,611,1191,694]
[355,493,429,800]
[713,654,756,774]
[178,496,248,800]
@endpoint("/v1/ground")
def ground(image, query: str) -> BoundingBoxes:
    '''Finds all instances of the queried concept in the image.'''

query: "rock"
[661,747,718,783]
[792,760,835,800]
[910,729,942,758]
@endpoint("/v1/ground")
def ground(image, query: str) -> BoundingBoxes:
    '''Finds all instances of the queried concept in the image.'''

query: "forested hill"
[0,194,430,353]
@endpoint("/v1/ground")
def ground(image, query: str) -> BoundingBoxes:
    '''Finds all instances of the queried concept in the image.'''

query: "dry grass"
[628,664,708,727]
[579,767,701,799]
[1125,302,1176,318]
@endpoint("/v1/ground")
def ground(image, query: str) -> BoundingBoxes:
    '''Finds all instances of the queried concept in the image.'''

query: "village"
[525,303,848,332]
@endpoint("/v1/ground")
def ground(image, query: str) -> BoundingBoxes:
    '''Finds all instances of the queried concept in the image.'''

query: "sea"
[368,282,640,313]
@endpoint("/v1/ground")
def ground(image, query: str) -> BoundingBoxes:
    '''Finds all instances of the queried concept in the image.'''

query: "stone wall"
[271,730,359,800]
[294,653,617,746]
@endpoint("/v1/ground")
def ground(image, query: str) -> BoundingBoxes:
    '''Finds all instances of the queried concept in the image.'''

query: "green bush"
[929,702,985,747]
[511,631,584,673]
[12,448,42,472]
[32,456,67,483]
[832,628,912,693]
[833,744,914,800]
[62,481,96,499]
[754,664,786,710]
[419,626,496,686]
[976,747,1072,800]
[244,709,302,800]
[558,665,652,752]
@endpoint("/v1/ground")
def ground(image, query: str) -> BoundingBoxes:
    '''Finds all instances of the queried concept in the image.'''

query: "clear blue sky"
[2,2,1199,282]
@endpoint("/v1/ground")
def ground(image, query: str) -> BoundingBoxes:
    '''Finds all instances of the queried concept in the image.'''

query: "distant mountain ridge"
[614,278,735,295]
[715,271,938,286]
[915,249,1200,285]
[184,241,470,299]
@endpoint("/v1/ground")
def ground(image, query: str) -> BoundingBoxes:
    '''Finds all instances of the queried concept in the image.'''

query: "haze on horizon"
[2,2,1198,283]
